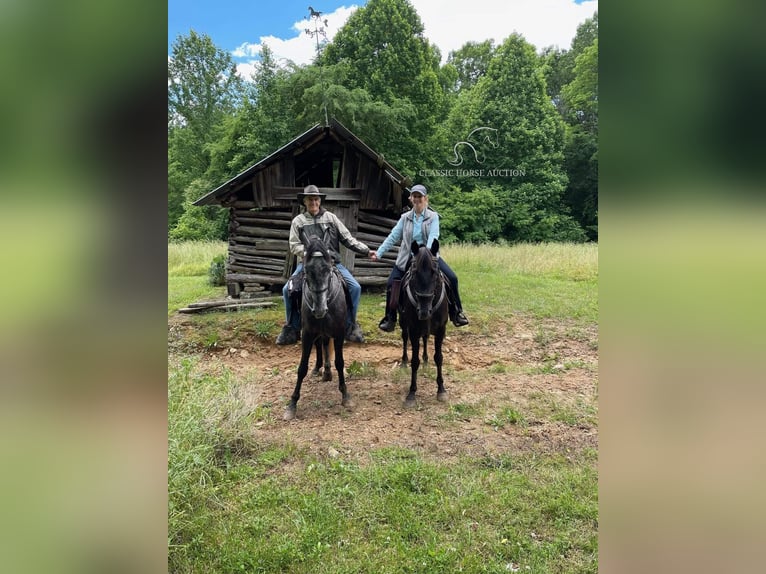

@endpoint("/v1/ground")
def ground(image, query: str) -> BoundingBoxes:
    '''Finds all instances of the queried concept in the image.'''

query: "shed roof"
[193,119,408,206]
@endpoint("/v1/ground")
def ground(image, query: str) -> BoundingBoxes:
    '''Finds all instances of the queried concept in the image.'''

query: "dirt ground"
[168,313,598,462]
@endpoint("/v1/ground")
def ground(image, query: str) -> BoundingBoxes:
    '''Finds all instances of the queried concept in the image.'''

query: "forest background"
[168,0,598,244]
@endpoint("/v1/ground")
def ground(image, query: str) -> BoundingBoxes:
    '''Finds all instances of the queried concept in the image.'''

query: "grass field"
[168,241,598,573]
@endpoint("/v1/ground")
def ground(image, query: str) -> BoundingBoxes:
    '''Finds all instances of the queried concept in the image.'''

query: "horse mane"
[304,237,330,261]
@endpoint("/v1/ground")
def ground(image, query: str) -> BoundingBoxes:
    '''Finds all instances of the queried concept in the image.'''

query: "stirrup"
[378,316,396,332]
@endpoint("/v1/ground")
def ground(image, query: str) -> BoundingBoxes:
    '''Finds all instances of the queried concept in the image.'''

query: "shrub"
[208,254,226,286]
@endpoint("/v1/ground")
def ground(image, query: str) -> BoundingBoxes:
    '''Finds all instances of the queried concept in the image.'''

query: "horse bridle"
[403,257,446,314]
[303,251,339,315]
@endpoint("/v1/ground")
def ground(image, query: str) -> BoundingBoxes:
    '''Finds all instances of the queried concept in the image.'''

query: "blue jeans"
[282,263,361,330]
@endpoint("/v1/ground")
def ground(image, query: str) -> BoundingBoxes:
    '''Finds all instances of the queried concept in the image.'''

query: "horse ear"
[430,239,439,257]
[410,240,420,256]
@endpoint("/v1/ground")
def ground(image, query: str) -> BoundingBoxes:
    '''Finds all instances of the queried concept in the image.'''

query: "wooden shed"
[193,119,411,298]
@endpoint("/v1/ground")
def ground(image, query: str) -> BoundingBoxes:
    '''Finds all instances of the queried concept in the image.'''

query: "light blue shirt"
[376,208,440,259]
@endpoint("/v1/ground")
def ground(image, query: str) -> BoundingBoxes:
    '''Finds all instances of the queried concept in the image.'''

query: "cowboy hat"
[296,184,327,201]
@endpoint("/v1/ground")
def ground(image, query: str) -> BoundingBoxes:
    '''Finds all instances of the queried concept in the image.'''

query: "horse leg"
[284,335,313,420]
[421,333,428,364]
[322,338,332,381]
[311,338,322,377]
[433,324,448,402]
[400,324,409,368]
[334,335,352,408]
[405,329,420,406]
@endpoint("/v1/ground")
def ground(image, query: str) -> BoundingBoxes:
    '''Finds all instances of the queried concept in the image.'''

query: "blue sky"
[169,1,597,76]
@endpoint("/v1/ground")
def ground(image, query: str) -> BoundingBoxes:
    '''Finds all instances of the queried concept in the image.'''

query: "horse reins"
[403,262,446,314]
[303,252,342,315]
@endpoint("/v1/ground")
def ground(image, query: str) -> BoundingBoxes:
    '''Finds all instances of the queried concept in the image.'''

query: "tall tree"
[168,30,242,140]
[321,0,445,172]
[208,44,297,182]
[437,33,586,242]
[561,39,598,239]
[446,40,495,92]
[168,31,243,237]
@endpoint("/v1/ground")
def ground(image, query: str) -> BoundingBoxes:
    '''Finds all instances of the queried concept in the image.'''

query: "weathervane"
[305,6,329,125]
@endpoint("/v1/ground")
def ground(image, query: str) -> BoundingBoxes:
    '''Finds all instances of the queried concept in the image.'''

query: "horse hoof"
[437,391,449,402]
[283,406,296,421]
[400,361,409,369]
[341,396,354,409]
[323,371,332,382]
[404,396,416,408]
[311,369,320,377]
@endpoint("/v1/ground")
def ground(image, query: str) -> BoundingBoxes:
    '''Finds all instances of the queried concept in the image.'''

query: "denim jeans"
[282,263,361,329]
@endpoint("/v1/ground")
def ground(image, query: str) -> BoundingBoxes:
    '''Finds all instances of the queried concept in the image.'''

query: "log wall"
[225,204,402,294]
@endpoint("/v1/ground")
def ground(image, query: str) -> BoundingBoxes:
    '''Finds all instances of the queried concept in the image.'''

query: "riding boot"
[448,299,457,323]
[378,288,397,332]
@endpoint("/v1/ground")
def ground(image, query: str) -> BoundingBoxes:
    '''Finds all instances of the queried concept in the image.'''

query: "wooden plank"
[233,209,292,220]
[234,216,291,228]
[354,260,395,269]
[227,272,286,284]
[228,266,285,277]
[352,267,393,277]
[273,193,362,203]
[178,300,276,314]
[228,263,286,274]
[229,238,287,254]
[273,186,363,194]
[359,211,399,228]
[357,276,389,286]
[358,220,393,236]
[229,245,287,262]
[355,231,390,244]
[230,255,288,266]
[233,225,289,239]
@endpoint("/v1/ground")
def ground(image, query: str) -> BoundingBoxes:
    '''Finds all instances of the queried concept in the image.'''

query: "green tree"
[321,0,445,172]
[446,40,495,92]
[168,31,243,236]
[438,33,586,243]
[208,44,297,183]
[561,39,598,239]
[168,30,243,139]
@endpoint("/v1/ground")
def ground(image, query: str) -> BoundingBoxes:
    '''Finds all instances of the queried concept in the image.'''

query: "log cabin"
[193,119,412,298]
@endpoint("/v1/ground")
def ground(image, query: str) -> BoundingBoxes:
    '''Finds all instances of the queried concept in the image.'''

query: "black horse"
[399,240,449,405]
[283,238,352,420]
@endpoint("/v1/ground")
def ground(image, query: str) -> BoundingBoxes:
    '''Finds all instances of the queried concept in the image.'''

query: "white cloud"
[411,0,598,60]
[231,0,596,78]
[232,5,359,75]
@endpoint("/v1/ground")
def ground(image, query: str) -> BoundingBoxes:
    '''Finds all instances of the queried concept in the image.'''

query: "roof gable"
[193,119,407,206]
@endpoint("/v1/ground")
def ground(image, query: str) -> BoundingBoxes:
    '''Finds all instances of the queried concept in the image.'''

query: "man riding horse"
[276,185,377,345]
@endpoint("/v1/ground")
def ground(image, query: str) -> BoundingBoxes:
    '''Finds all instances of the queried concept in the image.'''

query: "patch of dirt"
[169,314,598,462]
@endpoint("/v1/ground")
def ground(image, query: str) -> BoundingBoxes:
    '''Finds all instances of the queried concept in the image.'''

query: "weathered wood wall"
[224,202,400,294]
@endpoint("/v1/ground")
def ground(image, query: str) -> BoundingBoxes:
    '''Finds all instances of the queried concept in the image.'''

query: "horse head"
[409,240,441,320]
[302,237,333,319]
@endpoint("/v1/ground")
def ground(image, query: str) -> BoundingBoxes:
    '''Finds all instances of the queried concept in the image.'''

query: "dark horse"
[283,238,352,420]
[399,240,449,405]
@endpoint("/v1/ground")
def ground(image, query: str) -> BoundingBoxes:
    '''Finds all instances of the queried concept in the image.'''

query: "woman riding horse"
[370,184,469,331]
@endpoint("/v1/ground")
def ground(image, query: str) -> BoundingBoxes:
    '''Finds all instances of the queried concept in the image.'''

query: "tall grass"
[443,242,598,282]
[442,243,598,324]
[169,240,228,277]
